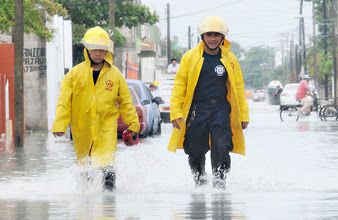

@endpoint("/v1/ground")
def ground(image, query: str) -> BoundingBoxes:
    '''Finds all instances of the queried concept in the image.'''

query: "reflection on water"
[1,102,338,219]
[187,194,208,219]
[183,193,234,220]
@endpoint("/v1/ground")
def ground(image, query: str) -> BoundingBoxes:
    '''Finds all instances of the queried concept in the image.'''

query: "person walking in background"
[52,26,140,191]
[168,16,249,189]
[167,58,180,74]
[296,75,314,116]
[149,81,159,97]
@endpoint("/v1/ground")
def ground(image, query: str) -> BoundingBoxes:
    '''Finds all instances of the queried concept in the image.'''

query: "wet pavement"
[1,100,338,219]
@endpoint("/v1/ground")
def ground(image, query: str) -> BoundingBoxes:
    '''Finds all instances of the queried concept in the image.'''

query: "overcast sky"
[141,0,313,50]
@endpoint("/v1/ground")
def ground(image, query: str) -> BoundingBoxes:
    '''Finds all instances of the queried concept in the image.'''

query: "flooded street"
[1,100,338,220]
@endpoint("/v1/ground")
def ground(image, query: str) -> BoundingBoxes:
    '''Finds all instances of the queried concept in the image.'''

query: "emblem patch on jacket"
[231,63,235,69]
[106,80,113,91]
[215,65,225,76]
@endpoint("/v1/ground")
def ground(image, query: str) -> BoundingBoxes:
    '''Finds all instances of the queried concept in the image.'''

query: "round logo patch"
[106,80,113,88]
[215,65,225,76]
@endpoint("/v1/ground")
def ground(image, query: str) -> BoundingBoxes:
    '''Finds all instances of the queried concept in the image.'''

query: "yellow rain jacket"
[168,40,249,155]
[52,49,140,166]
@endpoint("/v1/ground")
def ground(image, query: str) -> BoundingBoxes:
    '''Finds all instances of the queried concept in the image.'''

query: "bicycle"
[280,97,338,121]
[280,96,321,122]
[319,97,338,121]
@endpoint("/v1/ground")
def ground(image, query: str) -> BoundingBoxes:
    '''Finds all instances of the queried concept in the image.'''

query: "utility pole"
[13,0,24,147]
[323,0,328,55]
[188,26,191,50]
[167,3,171,65]
[281,38,285,76]
[323,0,329,100]
[109,0,115,44]
[295,44,299,80]
[334,0,338,103]
[290,37,294,83]
[312,0,319,90]
[299,0,307,78]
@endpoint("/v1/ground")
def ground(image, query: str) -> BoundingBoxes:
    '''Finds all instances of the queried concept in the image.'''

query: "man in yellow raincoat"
[168,16,249,188]
[52,26,140,191]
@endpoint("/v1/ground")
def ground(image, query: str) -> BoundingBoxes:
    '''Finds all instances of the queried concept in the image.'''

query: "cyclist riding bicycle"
[296,75,315,117]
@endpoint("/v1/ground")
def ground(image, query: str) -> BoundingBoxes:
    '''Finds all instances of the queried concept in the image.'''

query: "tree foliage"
[0,0,67,41]
[55,0,159,64]
[229,41,245,60]
[55,0,158,46]
[240,46,285,89]
[169,36,187,63]
[303,0,335,85]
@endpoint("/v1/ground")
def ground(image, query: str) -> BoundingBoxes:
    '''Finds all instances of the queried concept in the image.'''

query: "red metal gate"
[126,53,139,80]
[0,44,15,139]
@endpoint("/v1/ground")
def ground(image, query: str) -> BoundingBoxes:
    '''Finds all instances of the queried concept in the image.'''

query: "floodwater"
[1,100,338,220]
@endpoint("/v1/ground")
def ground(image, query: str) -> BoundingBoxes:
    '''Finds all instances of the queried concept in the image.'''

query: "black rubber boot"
[189,156,208,187]
[212,165,229,189]
[193,171,208,187]
[102,166,116,191]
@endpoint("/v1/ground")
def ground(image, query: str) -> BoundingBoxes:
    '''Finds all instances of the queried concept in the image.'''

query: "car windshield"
[129,88,137,104]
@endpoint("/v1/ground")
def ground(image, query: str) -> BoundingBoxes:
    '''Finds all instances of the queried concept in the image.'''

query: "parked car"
[126,79,163,136]
[253,91,260,102]
[257,89,267,102]
[117,86,147,137]
[280,83,318,109]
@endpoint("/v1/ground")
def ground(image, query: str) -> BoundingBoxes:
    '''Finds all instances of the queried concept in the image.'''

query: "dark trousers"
[183,100,233,180]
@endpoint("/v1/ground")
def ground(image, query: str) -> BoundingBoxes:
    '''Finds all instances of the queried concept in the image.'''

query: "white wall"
[64,20,73,72]
[141,57,155,83]
[47,16,72,131]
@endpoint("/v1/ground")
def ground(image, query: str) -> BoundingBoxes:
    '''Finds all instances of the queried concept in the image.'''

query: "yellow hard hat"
[152,81,159,87]
[198,16,229,37]
[81,26,114,54]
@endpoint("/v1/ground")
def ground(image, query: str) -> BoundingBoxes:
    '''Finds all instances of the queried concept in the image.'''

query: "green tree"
[229,41,245,60]
[303,0,334,85]
[240,46,284,89]
[55,0,159,64]
[170,36,187,63]
[0,0,67,41]
[306,46,333,83]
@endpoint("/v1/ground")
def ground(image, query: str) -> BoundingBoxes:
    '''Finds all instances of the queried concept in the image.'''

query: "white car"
[280,83,318,109]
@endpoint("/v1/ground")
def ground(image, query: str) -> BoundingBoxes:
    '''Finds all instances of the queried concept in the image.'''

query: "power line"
[159,0,245,20]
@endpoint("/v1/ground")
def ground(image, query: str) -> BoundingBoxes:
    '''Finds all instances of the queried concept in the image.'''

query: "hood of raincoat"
[168,39,249,155]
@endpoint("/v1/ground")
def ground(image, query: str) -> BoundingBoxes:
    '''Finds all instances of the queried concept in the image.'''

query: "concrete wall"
[24,36,48,131]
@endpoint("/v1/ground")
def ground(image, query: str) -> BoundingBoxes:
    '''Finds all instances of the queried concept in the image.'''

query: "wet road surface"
[1,100,338,219]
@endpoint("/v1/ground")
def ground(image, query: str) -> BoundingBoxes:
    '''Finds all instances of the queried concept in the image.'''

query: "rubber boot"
[102,166,116,191]
[212,165,229,189]
[189,156,208,187]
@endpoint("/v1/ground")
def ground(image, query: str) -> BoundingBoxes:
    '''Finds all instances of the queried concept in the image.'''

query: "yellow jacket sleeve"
[232,56,249,122]
[52,73,73,133]
[117,75,140,132]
